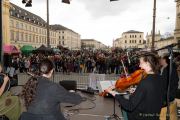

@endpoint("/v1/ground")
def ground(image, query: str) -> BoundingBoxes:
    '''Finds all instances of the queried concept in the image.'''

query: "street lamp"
[47,0,70,48]
[151,0,156,51]
[22,0,32,7]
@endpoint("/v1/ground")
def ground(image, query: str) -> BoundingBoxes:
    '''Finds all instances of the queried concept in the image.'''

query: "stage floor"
[61,92,123,120]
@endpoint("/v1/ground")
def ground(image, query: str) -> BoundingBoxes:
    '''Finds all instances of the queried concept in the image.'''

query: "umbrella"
[52,48,61,54]
[3,44,20,55]
[20,45,35,55]
[33,44,53,54]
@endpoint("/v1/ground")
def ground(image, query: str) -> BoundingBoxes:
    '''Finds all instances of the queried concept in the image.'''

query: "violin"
[99,69,147,96]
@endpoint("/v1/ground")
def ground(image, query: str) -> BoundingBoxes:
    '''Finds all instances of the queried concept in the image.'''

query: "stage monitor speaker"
[59,80,77,91]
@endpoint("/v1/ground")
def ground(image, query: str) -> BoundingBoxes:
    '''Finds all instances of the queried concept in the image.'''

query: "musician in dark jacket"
[105,53,164,120]
[159,54,179,120]
[20,58,82,120]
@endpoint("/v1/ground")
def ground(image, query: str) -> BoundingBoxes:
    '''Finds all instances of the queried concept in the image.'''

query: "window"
[130,35,131,38]
[25,34,28,42]
[140,35,141,38]
[139,40,141,43]
[16,21,19,28]
[10,20,14,27]
[135,35,136,38]
[62,36,64,39]
[135,40,136,43]
[10,30,14,40]
[16,31,19,41]
[21,33,24,41]
[125,40,127,43]
[29,35,31,42]
[130,40,131,43]
[62,41,64,45]
[20,23,23,29]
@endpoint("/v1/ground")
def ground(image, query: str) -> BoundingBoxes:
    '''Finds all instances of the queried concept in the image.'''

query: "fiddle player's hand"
[104,85,116,96]
[128,86,136,94]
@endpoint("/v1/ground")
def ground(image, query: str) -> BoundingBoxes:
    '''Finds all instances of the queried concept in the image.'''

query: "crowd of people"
[0,48,180,120]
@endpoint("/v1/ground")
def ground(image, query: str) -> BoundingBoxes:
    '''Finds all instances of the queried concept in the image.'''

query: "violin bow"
[121,59,128,77]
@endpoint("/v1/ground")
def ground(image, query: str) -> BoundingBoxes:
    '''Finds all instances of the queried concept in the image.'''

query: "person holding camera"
[20,58,82,120]
[0,63,10,96]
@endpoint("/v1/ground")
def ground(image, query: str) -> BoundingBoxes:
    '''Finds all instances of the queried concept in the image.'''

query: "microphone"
[156,43,180,51]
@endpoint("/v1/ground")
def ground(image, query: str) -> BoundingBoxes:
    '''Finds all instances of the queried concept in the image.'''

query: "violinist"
[105,53,164,120]
[0,63,10,96]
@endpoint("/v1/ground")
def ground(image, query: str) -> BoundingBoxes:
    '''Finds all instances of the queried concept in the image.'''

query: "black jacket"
[20,76,82,120]
[161,63,179,106]
[115,74,164,120]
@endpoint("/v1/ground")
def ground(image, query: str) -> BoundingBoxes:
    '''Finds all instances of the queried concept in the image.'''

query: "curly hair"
[21,76,38,108]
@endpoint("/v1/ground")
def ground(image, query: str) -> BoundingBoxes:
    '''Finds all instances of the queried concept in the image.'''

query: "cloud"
[78,0,143,19]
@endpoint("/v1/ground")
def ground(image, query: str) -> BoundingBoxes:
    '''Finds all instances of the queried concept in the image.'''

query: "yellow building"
[146,31,161,49]
[2,1,81,49]
[113,38,122,48]
[9,3,57,48]
[113,30,144,49]
[174,0,180,49]
[81,39,107,50]
[51,25,81,50]
[2,0,11,44]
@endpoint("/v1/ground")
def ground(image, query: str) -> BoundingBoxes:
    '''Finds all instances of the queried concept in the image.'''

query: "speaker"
[59,80,77,91]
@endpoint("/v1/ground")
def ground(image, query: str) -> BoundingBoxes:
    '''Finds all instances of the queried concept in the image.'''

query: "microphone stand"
[166,46,173,120]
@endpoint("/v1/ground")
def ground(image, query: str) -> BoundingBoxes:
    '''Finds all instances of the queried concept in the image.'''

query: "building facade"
[113,38,122,48]
[51,25,81,50]
[9,3,58,48]
[146,31,161,49]
[81,39,107,50]
[2,1,81,49]
[174,0,180,49]
[113,30,144,49]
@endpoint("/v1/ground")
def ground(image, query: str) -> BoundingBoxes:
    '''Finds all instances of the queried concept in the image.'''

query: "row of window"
[124,40,142,43]
[10,20,56,37]
[10,31,57,44]
[124,35,142,38]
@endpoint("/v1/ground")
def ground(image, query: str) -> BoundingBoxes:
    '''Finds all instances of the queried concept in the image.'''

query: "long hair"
[21,58,54,108]
[21,77,38,108]
[140,53,160,74]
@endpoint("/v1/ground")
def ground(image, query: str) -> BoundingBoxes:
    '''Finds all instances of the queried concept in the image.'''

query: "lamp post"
[152,0,156,51]
[47,0,50,48]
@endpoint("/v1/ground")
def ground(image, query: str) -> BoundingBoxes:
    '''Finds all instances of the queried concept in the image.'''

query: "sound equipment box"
[59,80,77,91]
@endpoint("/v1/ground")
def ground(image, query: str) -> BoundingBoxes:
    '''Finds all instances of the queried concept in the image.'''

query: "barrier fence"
[17,73,120,89]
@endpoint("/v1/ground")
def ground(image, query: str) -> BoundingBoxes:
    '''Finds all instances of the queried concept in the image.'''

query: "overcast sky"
[10,0,176,46]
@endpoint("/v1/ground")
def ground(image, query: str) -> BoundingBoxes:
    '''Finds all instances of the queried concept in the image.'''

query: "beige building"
[9,3,57,48]
[113,38,123,48]
[2,0,11,44]
[2,1,81,49]
[51,25,81,50]
[81,39,107,50]
[146,31,161,49]
[174,0,180,49]
[113,30,144,49]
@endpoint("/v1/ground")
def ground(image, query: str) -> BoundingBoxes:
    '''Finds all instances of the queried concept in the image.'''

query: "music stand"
[97,81,123,120]
[106,96,121,120]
